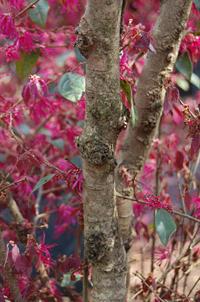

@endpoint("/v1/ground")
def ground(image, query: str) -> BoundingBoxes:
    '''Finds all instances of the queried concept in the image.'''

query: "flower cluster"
[180,33,200,63]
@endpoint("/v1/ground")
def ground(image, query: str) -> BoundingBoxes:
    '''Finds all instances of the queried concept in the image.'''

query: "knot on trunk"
[77,134,115,166]
[86,232,114,264]
[75,17,94,59]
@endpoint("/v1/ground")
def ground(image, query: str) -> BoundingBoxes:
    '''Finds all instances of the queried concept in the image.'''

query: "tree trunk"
[76,0,193,301]
[116,0,193,247]
[76,1,127,301]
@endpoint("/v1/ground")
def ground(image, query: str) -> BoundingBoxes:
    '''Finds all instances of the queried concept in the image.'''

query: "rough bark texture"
[76,1,126,301]
[8,197,24,224]
[116,0,193,246]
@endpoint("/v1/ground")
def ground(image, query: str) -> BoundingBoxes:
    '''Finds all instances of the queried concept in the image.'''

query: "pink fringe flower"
[22,75,48,104]
[0,14,17,39]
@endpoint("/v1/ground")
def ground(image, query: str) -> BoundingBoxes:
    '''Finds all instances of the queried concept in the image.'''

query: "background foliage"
[0,0,199,301]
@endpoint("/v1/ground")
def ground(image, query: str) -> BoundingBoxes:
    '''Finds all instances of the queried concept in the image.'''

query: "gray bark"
[116,0,193,247]
[76,0,193,301]
[76,1,127,301]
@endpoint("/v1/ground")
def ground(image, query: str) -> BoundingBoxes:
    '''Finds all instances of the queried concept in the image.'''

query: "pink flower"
[155,247,170,265]
[54,204,79,238]
[29,97,54,123]
[5,42,20,62]
[76,97,85,120]
[18,31,34,53]
[165,85,180,105]
[144,194,173,213]
[62,0,78,11]
[0,14,17,39]
[133,203,144,217]
[180,34,200,63]
[48,279,62,302]
[192,197,200,218]
[192,245,200,262]
[142,160,156,180]
[37,240,55,268]
[22,75,48,104]
[26,234,55,269]
[172,105,184,125]
[9,0,25,10]
[56,159,83,193]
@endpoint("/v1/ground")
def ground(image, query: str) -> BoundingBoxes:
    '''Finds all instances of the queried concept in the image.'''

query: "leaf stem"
[16,0,40,18]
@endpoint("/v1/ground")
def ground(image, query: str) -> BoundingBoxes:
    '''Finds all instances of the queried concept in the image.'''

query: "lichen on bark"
[76,0,193,301]
[76,0,127,301]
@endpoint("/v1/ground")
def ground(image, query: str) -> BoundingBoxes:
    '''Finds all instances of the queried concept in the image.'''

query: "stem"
[8,197,24,224]
[151,122,162,274]
[116,0,193,245]
[158,223,199,284]
[188,275,200,296]
[192,150,200,176]
[116,193,200,223]
[0,178,26,193]
[169,267,179,293]
[183,252,191,295]
[16,0,40,18]
[76,1,127,301]
[177,173,187,214]
[134,272,167,302]
[83,258,89,302]
[151,210,156,273]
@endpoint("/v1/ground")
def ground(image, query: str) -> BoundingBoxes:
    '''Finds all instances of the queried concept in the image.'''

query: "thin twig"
[188,275,200,296]
[8,197,24,224]
[134,272,167,302]
[131,289,143,300]
[31,114,53,137]
[140,246,144,275]
[0,178,26,193]
[42,185,66,194]
[173,210,200,224]
[116,193,200,223]
[16,0,40,18]
[192,150,200,176]
[151,126,162,274]
[177,173,187,214]
[83,258,89,302]
[157,281,185,301]
[158,223,200,284]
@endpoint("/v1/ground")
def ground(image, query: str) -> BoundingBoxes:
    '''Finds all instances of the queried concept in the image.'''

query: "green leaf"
[61,273,81,287]
[0,153,6,163]
[176,52,193,80]
[50,138,65,150]
[120,80,132,104]
[74,46,86,63]
[120,80,138,127]
[190,73,200,89]
[48,82,57,94]
[32,174,55,192]
[61,273,71,287]
[58,72,85,102]
[18,124,31,135]
[56,51,73,67]
[16,51,39,80]
[176,77,189,91]
[130,104,138,128]
[155,209,177,246]
[29,0,49,27]
[193,0,200,10]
